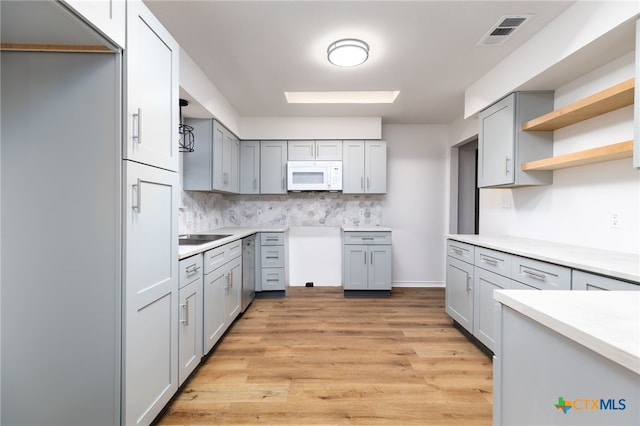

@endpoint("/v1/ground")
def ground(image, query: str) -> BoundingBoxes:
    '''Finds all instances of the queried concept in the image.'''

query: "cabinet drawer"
[261,246,285,268]
[179,255,203,289]
[343,231,391,245]
[261,232,284,246]
[511,256,570,290]
[572,270,639,291]
[261,268,285,291]
[204,240,242,274]
[447,240,475,263]
[475,247,512,277]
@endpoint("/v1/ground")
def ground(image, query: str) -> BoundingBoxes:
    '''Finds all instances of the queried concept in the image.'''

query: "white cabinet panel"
[63,0,125,48]
[125,0,179,172]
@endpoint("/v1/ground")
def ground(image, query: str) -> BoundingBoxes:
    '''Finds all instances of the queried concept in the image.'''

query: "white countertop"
[494,290,640,375]
[448,234,639,283]
[178,227,288,260]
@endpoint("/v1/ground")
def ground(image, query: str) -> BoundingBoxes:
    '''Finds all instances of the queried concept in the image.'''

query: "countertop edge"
[178,227,288,260]
[447,234,640,283]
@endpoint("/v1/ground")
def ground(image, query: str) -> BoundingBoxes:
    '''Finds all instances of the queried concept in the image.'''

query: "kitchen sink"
[178,234,232,245]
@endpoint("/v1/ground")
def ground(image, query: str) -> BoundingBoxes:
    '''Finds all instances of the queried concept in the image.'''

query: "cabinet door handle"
[132,178,142,213]
[253,178,257,190]
[467,275,473,292]
[282,177,285,190]
[370,252,373,264]
[523,269,546,281]
[132,108,141,145]
[361,177,364,190]
[505,156,511,175]
[367,177,370,189]
[229,271,233,287]
[224,273,230,289]
[181,302,189,326]
[364,252,367,265]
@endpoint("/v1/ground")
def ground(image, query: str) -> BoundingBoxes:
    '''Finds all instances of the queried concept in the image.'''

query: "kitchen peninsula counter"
[448,234,639,284]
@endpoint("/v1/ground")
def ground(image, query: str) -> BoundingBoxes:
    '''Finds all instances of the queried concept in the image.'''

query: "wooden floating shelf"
[522,78,635,131]
[0,43,113,53]
[521,140,633,171]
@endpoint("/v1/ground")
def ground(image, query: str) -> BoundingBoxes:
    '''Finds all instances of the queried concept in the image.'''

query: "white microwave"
[287,161,342,191]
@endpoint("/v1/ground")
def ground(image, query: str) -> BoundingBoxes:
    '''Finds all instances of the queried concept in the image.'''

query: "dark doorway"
[457,138,479,234]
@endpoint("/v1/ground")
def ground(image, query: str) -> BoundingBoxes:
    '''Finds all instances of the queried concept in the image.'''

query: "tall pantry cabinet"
[123,1,180,425]
[0,1,179,425]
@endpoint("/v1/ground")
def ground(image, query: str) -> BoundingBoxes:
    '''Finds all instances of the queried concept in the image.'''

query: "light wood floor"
[156,287,493,425]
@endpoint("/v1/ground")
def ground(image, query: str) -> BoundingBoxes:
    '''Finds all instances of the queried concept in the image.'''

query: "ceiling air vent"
[477,14,533,46]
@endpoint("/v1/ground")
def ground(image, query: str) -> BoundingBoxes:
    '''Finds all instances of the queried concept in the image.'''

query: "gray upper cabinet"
[288,140,343,160]
[343,140,387,194]
[478,92,554,188]
[183,119,240,193]
[260,140,288,194]
[125,0,179,172]
[240,140,260,194]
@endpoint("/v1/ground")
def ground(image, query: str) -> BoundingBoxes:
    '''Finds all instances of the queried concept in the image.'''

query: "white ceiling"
[144,0,578,125]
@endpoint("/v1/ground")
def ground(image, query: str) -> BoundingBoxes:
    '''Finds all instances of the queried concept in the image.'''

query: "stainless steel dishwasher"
[241,234,256,312]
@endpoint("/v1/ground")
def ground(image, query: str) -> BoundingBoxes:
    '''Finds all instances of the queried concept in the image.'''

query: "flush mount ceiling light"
[327,38,369,67]
[285,91,399,104]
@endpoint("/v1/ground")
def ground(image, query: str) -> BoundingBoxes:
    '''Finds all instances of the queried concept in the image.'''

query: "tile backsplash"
[179,191,384,233]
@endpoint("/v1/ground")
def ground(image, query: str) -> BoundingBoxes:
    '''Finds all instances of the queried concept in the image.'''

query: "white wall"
[382,125,449,287]
[465,0,640,117]
[479,53,640,254]
[239,116,381,140]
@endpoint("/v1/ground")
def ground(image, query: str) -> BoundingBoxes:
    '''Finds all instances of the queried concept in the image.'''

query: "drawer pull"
[523,269,546,281]
[481,256,498,266]
[361,237,374,240]
[185,264,200,276]
[266,256,279,259]
[452,247,463,255]
[266,278,279,282]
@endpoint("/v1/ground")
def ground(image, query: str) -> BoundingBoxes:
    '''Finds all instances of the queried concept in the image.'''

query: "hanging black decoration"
[178,98,195,152]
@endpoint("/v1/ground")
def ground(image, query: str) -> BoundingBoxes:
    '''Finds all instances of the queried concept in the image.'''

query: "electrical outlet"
[610,212,622,228]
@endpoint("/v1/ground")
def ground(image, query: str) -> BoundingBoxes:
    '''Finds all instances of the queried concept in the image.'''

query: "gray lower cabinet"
[178,256,203,386]
[572,270,639,291]
[343,231,392,293]
[445,241,475,332]
[203,240,242,353]
[258,232,287,292]
[494,303,640,426]
[446,239,571,352]
[478,91,554,188]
